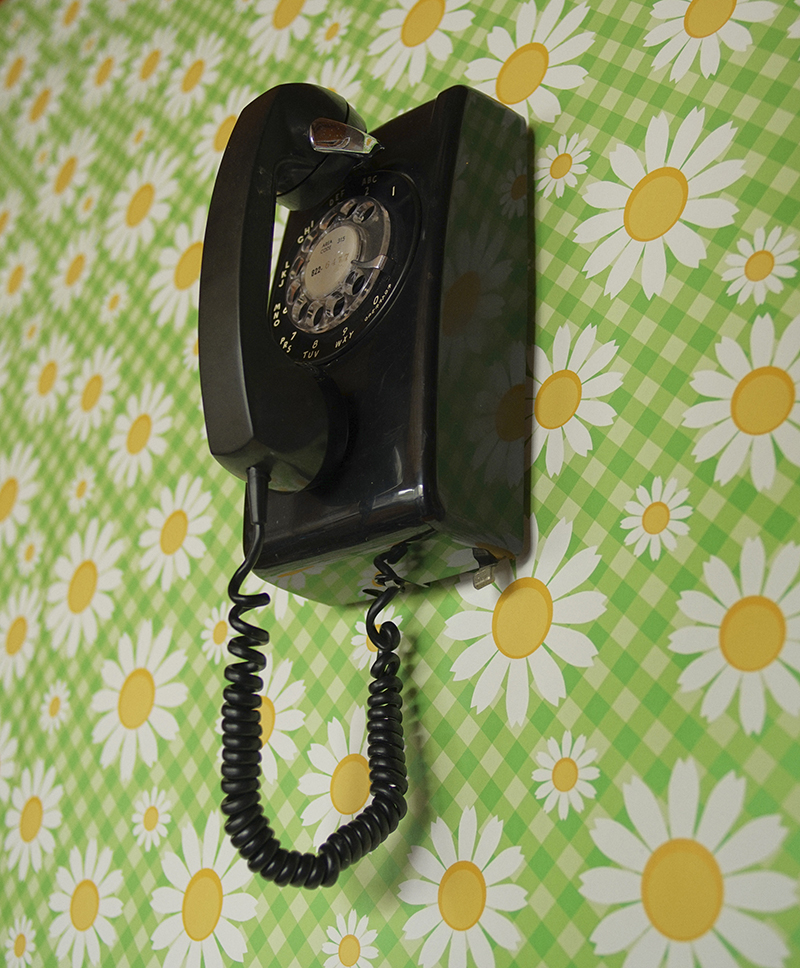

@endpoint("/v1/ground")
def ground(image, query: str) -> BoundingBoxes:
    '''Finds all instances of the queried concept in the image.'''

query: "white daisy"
[104,150,179,261]
[0,339,9,391]
[127,28,177,101]
[67,465,96,514]
[51,232,97,310]
[257,653,306,784]
[108,382,173,487]
[270,560,324,593]
[248,0,326,64]
[150,810,258,967]
[0,441,39,549]
[38,128,98,222]
[32,145,51,173]
[580,758,796,968]
[532,322,623,477]
[48,839,123,967]
[193,87,255,181]
[0,587,40,691]
[15,65,66,149]
[107,0,138,18]
[53,0,89,39]
[200,603,231,664]
[75,186,100,223]
[720,225,798,306]
[66,347,121,440]
[139,474,212,591]
[165,34,224,118]
[298,706,371,847]
[645,0,778,81]
[45,519,125,658]
[4,914,35,968]
[79,31,99,58]
[576,108,745,299]
[99,281,129,325]
[469,342,527,489]
[499,158,528,218]
[532,729,599,820]
[351,604,403,671]
[682,313,800,491]
[0,188,23,250]
[183,332,199,370]
[4,759,63,880]
[1,240,38,313]
[0,34,39,112]
[149,209,205,328]
[128,119,150,154]
[671,535,800,736]
[368,0,473,88]
[398,806,527,967]
[40,681,70,734]
[315,7,352,53]
[444,516,606,723]
[620,475,693,560]
[17,529,44,576]
[91,620,187,781]
[536,131,590,198]
[0,720,18,802]
[132,786,172,851]
[24,333,73,423]
[82,36,129,107]
[322,911,378,968]
[315,55,362,101]
[465,0,593,123]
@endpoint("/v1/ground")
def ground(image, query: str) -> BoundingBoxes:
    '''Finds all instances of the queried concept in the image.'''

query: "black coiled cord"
[220,471,409,888]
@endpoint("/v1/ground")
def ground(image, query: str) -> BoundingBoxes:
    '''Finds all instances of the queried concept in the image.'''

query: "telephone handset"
[198,84,528,888]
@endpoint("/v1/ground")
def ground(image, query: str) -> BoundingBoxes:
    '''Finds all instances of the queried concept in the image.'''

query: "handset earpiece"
[198,84,375,492]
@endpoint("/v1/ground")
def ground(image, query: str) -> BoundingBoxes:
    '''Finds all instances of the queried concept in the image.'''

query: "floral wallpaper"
[1,0,799,967]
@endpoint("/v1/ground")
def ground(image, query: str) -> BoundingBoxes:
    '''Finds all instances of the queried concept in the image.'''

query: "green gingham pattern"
[1,0,799,966]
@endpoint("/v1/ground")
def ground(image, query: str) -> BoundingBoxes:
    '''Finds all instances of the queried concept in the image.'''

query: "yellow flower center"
[182,869,224,941]
[63,0,80,26]
[496,43,549,106]
[744,249,775,282]
[330,752,370,815]
[5,615,27,656]
[181,59,205,93]
[66,253,86,288]
[0,476,18,521]
[273,0,304,29]
[29,87,51,123]
[492,577,553,659]
[14,934,26,958]
[67,560,97,614]
[75,478,88,499]
[495,383,526,441]
[510,173,527,200]
[174,241,203,291]
[118,668,156,729]
[160,509,188,555]
[49,695,61,718]
[260,695,276,746]
[134,127,146,146]
[730,366,794,436]
[55,156,77,195]
[550,153,573,180]
[325,21,340,41]
[38,360,57,395]
[534,369,582,429]
[5,56,24,89]
[401,0,445,46]
[7,263,24,296]
[624,167,689,242]
[143,804,159,831]
[552,756,579,792]
[213,619,228,646]
[366,622,381,654]
[213,115,237,153]
[126,413,152,454]
[642,501,670,535]
[719,595,785,672]
[24,542,36,562]
[71,879,100,933]
[95,56,114,87]
[338,934,361,966]
[19,796,43,843]
[642,838,723,941]
[442,270,481,336]
[126,183,155,228]
[438,860,487,931]
[0,210,8,235]
[140,49,161,81]
[683,0,737,39]
[108,292,121,311]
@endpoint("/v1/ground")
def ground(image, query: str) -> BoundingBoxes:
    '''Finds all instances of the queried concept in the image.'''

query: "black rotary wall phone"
[198,83,528,888]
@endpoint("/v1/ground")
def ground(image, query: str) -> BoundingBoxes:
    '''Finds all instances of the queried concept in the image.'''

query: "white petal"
[715,907,789,967]
[457,807,477,863]
[724,870,797,912]
[529,646,566,705]
[590,818,649,872]
[676,590,725,625]
[700,664,740,722]
[668,758,699,838]
[624,775,669,851]
[579,866,641,903]
[408,845,445,883]
[703,556,740,607]
[623,924,668,968]
[589,904,649,955]
[610,144,646,189]
[431,817,457,870]
[739,672,766,734]
[715,814,786,874]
